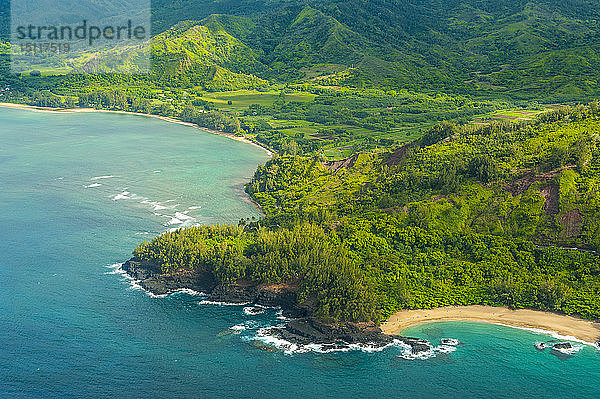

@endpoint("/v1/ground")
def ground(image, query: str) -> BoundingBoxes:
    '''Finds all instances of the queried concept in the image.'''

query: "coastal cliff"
[121,259,433,354]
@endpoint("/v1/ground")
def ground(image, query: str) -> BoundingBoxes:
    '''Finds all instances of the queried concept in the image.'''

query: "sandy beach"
[381,305,600,343]
[0,102,274,156]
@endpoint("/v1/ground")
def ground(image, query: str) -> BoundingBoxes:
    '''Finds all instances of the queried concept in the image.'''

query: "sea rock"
[122,258,306,317]
[253,340,279,352]
[209,283,304,317]
[272,317,432,354]
[122,259,429,351]
[535,342,548,350]
[552,342,573,350]
[440,338,461,346]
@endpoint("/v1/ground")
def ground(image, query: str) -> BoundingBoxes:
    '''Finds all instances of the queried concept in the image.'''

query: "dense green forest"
[134,105,600,323]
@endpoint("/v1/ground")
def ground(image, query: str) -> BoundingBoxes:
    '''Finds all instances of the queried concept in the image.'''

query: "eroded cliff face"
[122,259,217,295]
[122,258,306,317]
[121,258,433,355]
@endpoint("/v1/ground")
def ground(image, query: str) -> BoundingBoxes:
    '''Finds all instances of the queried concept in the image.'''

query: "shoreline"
[0,102,272,216]
[120,258,433,355]
[380,305,600,344]
[0,102,275,157]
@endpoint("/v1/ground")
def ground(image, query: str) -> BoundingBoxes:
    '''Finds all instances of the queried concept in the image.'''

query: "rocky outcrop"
[209,282,307,318]
[122,259,217,295]
[122,258,306,317]
[552,342,573,350]
[541,183,560,215]
[322,154,359,174]
[121,259,427,351]
[269,317,432,354]
[386,144,412,166]
[560,209,583,238]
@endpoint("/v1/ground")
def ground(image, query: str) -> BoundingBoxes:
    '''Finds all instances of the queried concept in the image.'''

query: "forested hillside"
[146,0,600,100]
[3,1,600,324]
[3,0,600,100]
[134,105,600,324]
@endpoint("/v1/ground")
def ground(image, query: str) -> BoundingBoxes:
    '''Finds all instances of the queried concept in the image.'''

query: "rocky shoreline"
[122,259,434,355]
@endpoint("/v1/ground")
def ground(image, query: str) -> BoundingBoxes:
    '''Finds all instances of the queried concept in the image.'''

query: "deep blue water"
[1,108,599,398]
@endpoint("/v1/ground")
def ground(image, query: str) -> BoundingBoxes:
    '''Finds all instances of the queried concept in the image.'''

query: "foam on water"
[105,263,167,298]
[174,212,197,227]
[553,344,585,355]
[249,326,448,357]
[166,217,184,225]
[199,299,250,306]
[128,281,168,298]
[107,261,458,359]
[140,199,178,211]
[440,338,461,346]
[244,306,266,315]
[275,310,289,320]
[104,263,126,275]
[494,323,599,348]
[175,212,194,220]
[169,288,208,297]
[91,175,117,180]
[230,323,247,333]
[106,264,209,299]
[84,183,102,188]
[112,191,132,201]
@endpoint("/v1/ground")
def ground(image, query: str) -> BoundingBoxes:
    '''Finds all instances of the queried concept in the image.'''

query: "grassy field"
[472,108,550,124]
[199,89,317,111]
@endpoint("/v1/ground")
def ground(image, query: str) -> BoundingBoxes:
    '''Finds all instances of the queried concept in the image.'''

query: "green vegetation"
[3,0,600,325]
[1,72,516,158]
[134,105,600,324]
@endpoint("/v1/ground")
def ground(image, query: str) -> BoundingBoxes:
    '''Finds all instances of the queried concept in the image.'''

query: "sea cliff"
[122,259,433,355]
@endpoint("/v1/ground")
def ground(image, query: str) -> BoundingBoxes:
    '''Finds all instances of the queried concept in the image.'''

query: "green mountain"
[72,16,268,89]
[145,0,600,100]
[4,0,600,100]
[149,18,267,89]
[138,0,600,100]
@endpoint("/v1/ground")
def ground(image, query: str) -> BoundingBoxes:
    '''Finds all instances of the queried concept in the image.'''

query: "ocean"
[1,107,598,398]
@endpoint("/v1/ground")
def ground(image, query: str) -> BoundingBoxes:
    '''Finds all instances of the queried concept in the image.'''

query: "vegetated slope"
[4,1,600,100]
[150,0,292,35]
[72,17,269,90]
[248,105,600,251]
[149,18,268,89]
[144,0,600,100]
[134,105,600,323]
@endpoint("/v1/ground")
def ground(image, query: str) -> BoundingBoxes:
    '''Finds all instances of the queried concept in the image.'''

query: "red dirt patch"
[540,183,560,215]
[386,144,412,166]
[560,210,583,238]
[506,166,575,196]
[323,154,359,174]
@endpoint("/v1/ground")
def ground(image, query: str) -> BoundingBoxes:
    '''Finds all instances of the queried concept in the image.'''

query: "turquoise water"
[1,108,599,398]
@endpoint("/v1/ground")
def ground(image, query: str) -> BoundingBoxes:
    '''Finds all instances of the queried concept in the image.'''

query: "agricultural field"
[472,108,551,124]
[198,89,317,111]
